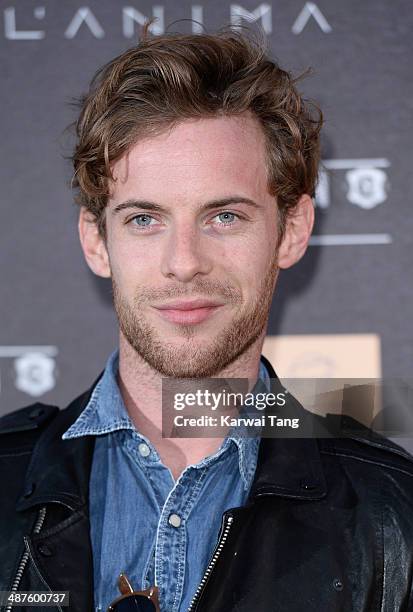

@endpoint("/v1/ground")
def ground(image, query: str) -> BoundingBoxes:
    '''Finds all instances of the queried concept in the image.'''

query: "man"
[1,29,413,612]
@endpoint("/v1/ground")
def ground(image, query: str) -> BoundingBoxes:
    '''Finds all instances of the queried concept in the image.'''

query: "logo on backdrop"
[3,2,332,39]
[315,158,390,210]
[0,346,57,398]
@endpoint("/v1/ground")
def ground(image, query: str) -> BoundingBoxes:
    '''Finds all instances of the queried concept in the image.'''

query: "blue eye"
[216,212,237,224]
[131,214,154,227]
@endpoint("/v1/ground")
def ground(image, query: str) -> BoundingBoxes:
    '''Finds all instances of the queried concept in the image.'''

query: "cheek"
[224,244,270,296]
[108,237,160,291]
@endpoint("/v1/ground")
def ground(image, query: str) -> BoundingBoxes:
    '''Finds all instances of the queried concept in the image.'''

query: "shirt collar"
[62,350,134,439]
[62,349,270,490]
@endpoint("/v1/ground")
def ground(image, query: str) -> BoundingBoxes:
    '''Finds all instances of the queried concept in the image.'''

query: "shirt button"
[168,513,182,528]
[138,443,150,457]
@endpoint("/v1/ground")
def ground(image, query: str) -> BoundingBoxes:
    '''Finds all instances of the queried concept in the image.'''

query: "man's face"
[103,114,282,377]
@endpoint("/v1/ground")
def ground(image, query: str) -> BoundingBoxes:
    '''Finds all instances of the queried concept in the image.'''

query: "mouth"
[153,299,225,325]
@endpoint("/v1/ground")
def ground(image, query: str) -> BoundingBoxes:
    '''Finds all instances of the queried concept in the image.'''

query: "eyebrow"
[111,196,262,215]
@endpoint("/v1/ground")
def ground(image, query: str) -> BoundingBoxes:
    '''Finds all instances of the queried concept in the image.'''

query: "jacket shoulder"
[0,403,62,459]
[0,371,104,443]
[320,413,413,478]
[0,402,59,437]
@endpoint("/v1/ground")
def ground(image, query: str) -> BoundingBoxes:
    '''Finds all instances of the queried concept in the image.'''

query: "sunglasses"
[107,573,160,612]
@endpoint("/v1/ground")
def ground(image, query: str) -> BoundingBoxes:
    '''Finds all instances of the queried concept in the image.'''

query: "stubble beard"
[112,249,279,378]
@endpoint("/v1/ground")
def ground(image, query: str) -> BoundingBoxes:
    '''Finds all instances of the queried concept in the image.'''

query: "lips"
[153,299,225,325]
[155,299,224,311]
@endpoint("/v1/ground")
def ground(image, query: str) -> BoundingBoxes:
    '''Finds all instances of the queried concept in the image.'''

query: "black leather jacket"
[1,358,413,612]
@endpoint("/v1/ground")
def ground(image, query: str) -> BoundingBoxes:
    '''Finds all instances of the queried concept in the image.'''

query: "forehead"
[109,113,270,202]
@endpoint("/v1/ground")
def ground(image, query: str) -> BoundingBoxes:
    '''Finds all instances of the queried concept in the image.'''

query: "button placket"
[155,477,192,611]
[155,467,208,611]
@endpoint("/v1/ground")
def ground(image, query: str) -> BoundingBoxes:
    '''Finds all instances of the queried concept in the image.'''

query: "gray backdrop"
[1,2,412,439]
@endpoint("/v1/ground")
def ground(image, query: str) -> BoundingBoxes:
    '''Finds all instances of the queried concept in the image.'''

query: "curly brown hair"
[71,28,322,242]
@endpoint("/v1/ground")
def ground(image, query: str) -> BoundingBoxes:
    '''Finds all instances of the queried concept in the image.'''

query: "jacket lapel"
[15,375,102,611]
[249,355,328,501]
[16,380,101,513]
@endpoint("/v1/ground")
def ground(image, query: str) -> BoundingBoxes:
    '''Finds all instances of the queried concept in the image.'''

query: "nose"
[160,221,213,282]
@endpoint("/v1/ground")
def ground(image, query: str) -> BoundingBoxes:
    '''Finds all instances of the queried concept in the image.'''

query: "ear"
[277,194,315,269]
[78,207,111,278]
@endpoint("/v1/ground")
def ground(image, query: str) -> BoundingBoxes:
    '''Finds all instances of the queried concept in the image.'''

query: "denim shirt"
[62,350,270,612]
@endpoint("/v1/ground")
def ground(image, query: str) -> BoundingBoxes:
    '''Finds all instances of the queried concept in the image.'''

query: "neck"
[117,331,266,480]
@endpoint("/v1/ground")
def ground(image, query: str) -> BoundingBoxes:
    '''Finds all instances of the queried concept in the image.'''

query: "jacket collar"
[17,356,327,511]
[16,374,102,512]
[248,355,328,501]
